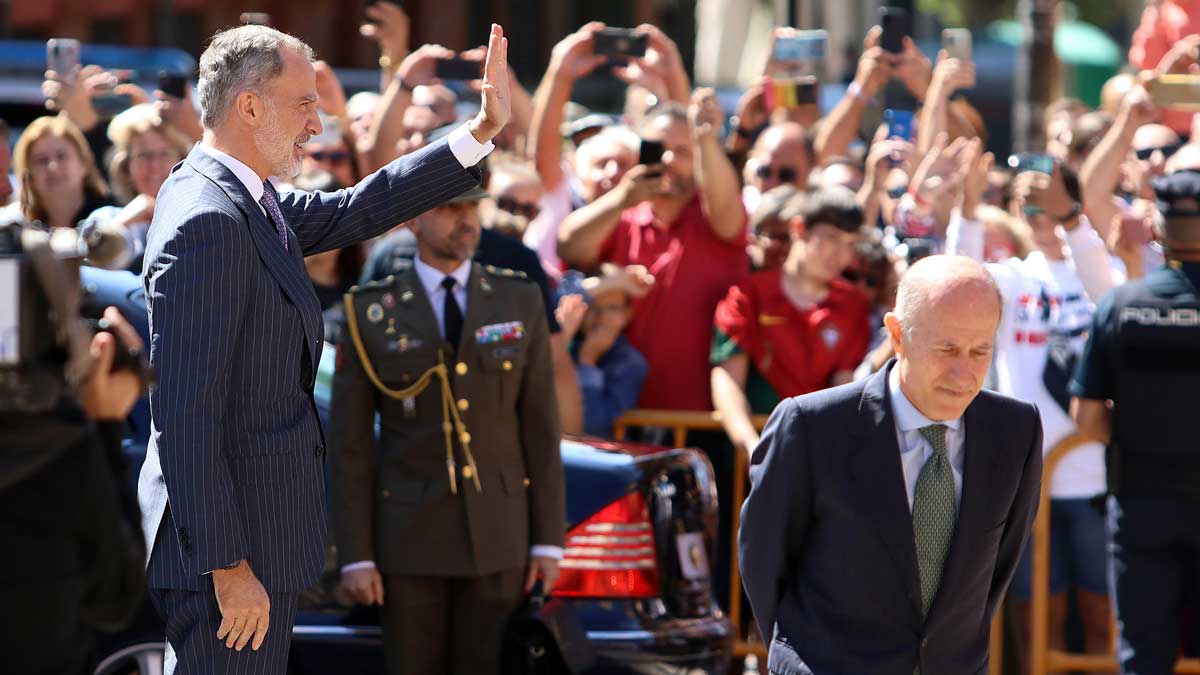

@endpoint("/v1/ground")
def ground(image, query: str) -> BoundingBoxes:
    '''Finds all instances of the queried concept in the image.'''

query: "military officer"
[328,186,565,675]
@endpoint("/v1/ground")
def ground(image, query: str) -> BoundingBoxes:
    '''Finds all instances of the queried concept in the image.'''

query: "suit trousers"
[149,583,299,675]
[382,568,526,675]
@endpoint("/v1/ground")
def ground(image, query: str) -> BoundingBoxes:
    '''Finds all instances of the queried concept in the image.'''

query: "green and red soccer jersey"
[712,269,872,411]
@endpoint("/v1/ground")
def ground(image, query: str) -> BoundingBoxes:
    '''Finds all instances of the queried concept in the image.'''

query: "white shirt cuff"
[530,545,564,560]
[341,560,377,574]
[447,123,495,168]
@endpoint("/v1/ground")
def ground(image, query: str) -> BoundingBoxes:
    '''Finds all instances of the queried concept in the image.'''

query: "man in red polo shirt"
[712,185,871,459]
[557,90,748,411]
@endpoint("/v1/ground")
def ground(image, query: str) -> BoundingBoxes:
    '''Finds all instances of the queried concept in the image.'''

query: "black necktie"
[442,276,463,349]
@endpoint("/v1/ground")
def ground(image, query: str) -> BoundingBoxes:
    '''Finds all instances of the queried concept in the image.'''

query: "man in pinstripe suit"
[137,23,512,673]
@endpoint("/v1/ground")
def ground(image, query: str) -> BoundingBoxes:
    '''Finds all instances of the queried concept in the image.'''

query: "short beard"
[253,101,302,179]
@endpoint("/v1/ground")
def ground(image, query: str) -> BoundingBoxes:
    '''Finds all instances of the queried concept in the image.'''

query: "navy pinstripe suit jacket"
[138,139,480,593]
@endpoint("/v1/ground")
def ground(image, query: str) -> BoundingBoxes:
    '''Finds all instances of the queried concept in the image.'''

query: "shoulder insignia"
[483,265,530,281]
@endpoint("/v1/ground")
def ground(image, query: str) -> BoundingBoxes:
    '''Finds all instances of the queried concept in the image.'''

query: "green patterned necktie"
[913,423,957,618]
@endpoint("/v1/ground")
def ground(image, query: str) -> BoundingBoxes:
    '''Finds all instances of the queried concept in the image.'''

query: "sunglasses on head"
[754,165,798,183]
[496,196,541,221]
[1135,142,1183,162]
[308,149,350,163]
[842,268,882,288]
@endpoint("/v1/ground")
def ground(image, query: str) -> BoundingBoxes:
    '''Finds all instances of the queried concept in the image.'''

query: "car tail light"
[552,491,660,598]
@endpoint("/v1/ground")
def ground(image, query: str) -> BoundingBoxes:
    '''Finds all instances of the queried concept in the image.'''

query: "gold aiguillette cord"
[343,293,483,495]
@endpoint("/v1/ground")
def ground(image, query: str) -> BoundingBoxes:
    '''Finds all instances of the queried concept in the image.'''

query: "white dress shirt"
[343,254,563,575]
[889,367,965,512]
[413,255,472,337]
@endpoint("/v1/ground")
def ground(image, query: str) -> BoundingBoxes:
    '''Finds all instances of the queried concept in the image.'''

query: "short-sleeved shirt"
[712,269,871,406]
[599,195,748,411]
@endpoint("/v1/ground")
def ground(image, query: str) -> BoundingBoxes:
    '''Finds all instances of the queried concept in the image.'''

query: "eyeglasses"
[496,196,541,221]
[308,149,351,164]
[842,268,882,288]
[754,165,798,184]
[1135,142,1183,161]
[131,150,177,164]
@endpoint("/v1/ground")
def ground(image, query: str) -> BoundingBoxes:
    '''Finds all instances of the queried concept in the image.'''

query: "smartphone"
[593,28,649,59]
[1149,74,1200,110]
[434,57,481,81]
[879,7,911,54]
[92,93,133,117]
[884,109,915,141]
[774,30,828,62]
[46,38,80,76]
[158,71,188,99]
[239,12,271,26]
[638,139,665,167]
[364,0,402,24]
[1008,152,1055,176]
[942,28,972,61]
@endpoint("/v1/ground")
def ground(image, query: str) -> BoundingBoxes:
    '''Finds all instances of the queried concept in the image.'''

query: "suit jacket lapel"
[456,263,502,360]
[927,398,1003,620]
[850,363,923,623]
[185,146,323,375]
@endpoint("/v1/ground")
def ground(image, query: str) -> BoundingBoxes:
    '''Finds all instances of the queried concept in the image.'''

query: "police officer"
[328,186,565,675]
[1071,166,1200,674]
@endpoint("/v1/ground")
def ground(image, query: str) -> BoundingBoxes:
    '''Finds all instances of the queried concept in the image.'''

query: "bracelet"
[1055,202,1082,223]
[847,81,869,104]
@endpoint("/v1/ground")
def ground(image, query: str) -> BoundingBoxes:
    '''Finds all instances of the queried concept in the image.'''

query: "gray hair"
[197,25,314,130]
[575,125,639,171]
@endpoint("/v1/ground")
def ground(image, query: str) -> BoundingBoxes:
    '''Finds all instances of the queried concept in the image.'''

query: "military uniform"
[328,261,565,675]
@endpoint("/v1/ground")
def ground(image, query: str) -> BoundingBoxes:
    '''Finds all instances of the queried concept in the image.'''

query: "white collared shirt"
[889,367,966,512]
[413,255,472,339]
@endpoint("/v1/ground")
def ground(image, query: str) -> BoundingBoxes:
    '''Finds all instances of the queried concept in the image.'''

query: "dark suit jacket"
[739,361,1042,675]
[138,139,479,593]
[328,263,565,577]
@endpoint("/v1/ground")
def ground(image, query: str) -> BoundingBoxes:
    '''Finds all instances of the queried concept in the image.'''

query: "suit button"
[457,398,469,412]
[502,360,513,371]
[462,466,474,479]
[315,445,325,458]
[523,478,531,488]
[455,362,469,376]
[921,638,928,650]
[381,489,392,499]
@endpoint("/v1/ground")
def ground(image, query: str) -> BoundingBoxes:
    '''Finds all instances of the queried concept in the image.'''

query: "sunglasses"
[1135,142,1183,161]
[754,165,798,184]
[842,269,882,288]
[308,149,350,164]
[496,196,541,221]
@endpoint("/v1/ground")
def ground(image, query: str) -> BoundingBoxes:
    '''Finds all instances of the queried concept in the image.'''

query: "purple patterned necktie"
[258,182,289,250]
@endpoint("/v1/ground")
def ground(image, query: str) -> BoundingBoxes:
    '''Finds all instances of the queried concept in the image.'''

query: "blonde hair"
[976,204,1035,260]
[13,115,108,224]
[106,104,192,202]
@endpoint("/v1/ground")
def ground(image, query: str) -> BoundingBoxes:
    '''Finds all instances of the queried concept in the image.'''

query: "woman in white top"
[948,154,1123,669]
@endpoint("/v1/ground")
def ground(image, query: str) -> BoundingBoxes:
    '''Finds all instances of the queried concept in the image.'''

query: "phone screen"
[1008,153,1054,176]
[593,29,649,58]
[434,58,481,81]
[884,109,915,141]
[879,8,910,54]
[775,33,827,62]
[46,38,80,76]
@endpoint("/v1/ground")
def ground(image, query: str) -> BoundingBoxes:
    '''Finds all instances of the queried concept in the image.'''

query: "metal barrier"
[612,409,1004,672]
[1030,434,1200,674]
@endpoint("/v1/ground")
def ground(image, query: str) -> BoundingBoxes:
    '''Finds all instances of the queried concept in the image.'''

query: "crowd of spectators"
[11,1,1200,664]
